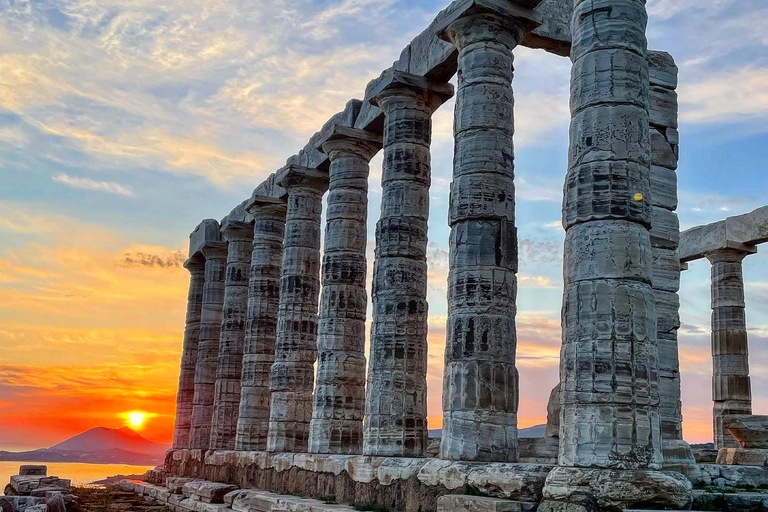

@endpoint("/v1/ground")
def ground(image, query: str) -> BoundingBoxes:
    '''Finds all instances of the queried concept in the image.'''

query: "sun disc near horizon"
[127,411,147,429]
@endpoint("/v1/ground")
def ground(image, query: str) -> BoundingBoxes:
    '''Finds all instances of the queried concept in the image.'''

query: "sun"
[127,411,147,428]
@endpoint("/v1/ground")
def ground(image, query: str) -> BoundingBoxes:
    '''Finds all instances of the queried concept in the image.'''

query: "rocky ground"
[72,487,169,512]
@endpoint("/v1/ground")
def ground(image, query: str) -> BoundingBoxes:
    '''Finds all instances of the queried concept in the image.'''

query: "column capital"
[221,220,254,242]
[366,70,454,114]
[200,241,228,260]
[316,124,382,162]
[278,165,329,195]
[435,0,542,47]
[706,246,757,264]
[183,256,206,273]
[246,196,288,221]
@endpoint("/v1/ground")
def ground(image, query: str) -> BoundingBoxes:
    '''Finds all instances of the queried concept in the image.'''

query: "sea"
[0,461,154,488]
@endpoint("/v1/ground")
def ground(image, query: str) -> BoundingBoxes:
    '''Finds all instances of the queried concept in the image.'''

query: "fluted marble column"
[540,1,691,510]
[647,50,695,469]
[235,198,287,451]
[172,257,206,449]
[557,0,661,470]
[309,126,382,454]
[267,166,328,453]
[210,221,253,450]
[707,248,754,449]
[363,71,453,457]
[189,242,228,450]
[436,4,538,463]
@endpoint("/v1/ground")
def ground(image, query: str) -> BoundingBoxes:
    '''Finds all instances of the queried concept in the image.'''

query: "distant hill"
[51,427,167,455]
[0,427,169,466]
[428,424,547,439]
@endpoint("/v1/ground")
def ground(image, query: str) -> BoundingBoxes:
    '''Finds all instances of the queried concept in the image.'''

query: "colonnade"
[168,2,694,488]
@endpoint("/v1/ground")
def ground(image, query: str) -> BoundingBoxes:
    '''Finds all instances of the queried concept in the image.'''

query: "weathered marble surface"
[680,205,766,262]
[173,257,206,449]
[436,494,527,512]
[210,221,254,451]
[724,415,768,449]
[235,198,287,451]
[539,468,692,511]
[309,125,381,455]
[436,0,539,463]
[165,449,552,511]
[364,70,453,457]
[707,249,753,449]
[557,0,661,471]
[190,238,228,451]
[647,50,695,469]
[267,166,329,453]
[544,384,560,439]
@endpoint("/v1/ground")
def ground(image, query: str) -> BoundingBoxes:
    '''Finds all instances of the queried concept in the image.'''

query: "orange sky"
[2,201,767,450]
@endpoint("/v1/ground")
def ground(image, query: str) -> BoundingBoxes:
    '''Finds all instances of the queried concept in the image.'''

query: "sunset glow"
[127,412,148,429]
[0,0,767,453]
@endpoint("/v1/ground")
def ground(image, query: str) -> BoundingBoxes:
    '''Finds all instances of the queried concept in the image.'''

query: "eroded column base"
[662,439,700,480]
[538,467,692,512]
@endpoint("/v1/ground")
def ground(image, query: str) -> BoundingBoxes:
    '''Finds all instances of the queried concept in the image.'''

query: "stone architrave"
[539,0,691,509]
[363,70,453,457]
[435,0,541,463]
[210,221,254,451]
[308,125,382,455]
[189,242,228,450]
[172,257,206,449]
[267,166,329,453]
[706,248,754,450]
[235,197,287,451]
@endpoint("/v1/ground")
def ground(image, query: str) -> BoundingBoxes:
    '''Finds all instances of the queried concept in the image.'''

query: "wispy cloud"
[681,66,768,124]
[53,173,134,196]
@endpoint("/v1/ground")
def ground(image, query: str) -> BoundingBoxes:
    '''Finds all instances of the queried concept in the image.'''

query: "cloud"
[53,173,134,196]
[680,67,768,125]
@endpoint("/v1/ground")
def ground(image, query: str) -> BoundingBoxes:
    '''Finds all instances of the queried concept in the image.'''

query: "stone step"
[182,482,238,504]
[437,495,533,512]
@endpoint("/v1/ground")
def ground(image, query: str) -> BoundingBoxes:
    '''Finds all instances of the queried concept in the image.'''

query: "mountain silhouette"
[51,427,167,455]
[0,427,169,465]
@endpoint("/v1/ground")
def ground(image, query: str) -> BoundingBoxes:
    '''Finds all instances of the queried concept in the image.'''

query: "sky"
[0,0,767,450]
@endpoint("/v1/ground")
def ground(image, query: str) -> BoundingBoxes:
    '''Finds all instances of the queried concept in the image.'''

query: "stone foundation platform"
[161,450,768,511]
[164,450,552,512]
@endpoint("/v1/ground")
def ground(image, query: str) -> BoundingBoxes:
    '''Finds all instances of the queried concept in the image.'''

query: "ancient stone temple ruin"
[145,1,768,511]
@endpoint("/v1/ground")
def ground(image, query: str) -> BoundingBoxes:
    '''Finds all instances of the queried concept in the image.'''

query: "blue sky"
[0,0,766,446]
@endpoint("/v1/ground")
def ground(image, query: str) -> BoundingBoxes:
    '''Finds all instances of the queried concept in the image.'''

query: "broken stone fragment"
[724,415,768,449]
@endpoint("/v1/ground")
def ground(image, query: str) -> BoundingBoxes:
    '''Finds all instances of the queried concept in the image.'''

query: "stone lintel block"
[190,219,222,259]
[19,466,47,476]
[277,165,330,194]
[679,220,758,263]
[365,69,454,107]
[436,494,523,512]
[522,0,572,57]
[727,205,768,246]
[315,123,383,153]
[723,415,768,449]
[245,196,288,218]
[434,0,544,41]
